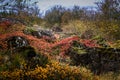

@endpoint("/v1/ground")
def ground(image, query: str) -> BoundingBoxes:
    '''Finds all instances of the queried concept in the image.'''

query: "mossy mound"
[67,41,120,74]
[0,46,48,71]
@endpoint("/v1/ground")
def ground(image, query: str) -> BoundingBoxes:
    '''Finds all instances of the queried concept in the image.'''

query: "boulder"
[32,30,54,38]
[32,31,42,38]
[67,41,120,74]
[7,36,29,49]
[31,30,56,42]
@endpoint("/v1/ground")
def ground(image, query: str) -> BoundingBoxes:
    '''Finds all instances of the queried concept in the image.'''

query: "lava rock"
[32,31,42,38]
[32,30,54,38]
[7,36,29,49]
[67,41,120,74]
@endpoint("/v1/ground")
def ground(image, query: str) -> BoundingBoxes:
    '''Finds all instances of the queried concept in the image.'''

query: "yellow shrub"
[0,61,99,80]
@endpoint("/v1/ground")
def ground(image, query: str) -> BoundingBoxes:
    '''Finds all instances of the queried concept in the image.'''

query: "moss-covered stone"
[67,41,120,74]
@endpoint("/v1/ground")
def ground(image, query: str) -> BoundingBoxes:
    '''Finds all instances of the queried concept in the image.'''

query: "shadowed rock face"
[31,30,56,42]
[7,36,29,49]
[0,46,48,71]
[31,30,54,38]
[67,41,120,75]
[31,31,42,38]
[17,46,48,68]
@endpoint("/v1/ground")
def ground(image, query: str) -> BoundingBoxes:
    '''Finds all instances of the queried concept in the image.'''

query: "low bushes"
[0,31,120,79]
[62,20,120,41]
[0,46,48,71]
[0,61,98,80]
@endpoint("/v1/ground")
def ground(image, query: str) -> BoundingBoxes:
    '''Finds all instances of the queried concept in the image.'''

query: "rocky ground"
[0,29,120,75]
[0,20,120,79]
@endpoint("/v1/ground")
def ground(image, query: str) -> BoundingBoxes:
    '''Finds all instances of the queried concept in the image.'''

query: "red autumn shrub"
[0,31,51,52]
[0,40,7,50]
[0,20,12,28]
[80,39,99,48]
[0,31,100,57]
[3,20,12,26]
[51,36,80,56]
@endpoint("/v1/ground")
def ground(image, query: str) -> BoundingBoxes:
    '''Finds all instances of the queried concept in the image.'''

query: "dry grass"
[99,72,120,80]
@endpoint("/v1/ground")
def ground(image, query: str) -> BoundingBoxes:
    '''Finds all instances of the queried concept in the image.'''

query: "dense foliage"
[0,0,120,79]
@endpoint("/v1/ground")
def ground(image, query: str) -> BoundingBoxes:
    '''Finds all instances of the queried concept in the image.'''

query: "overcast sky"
[37,0,98,13]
